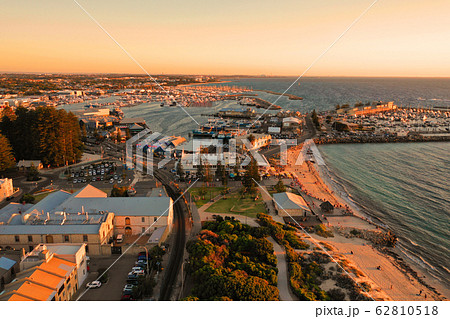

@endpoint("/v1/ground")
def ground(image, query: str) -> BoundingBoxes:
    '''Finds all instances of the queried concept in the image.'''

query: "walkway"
[268,237,297,301]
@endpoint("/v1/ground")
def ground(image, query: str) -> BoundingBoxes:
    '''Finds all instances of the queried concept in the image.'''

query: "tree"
[248,134,256,146]
[215,160,227,185]
[26,164,40,181]
[274,179,286,193]
[111,184,129,197]
[0,134,15,172]
[20,193,35,204]
[197,155,204,178]
[0,106,82,167]
[176,160,185,179]
[311,109,320,128]
[242,157,260,193]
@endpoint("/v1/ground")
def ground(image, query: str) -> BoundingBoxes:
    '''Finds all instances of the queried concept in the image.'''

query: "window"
[28,235,33,242]
[64,235,69,242]
[141,217,145,223]
[83,235,88,242]
[14,235,19,242]
[142,227,145,233]
[125,217,131,225]
[29,246,34,252]
[85,245,89,253]
[154,217,157,222]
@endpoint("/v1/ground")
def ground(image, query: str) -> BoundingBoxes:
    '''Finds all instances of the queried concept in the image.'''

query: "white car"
[131,266,143,273]
[86,281,102,289]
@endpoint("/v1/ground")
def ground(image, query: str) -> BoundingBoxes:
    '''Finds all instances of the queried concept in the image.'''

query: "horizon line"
[1,71,449,79]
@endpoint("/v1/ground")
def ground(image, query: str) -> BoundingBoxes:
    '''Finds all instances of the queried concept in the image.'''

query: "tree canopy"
[0,106,83,167]
[0,133,15,172]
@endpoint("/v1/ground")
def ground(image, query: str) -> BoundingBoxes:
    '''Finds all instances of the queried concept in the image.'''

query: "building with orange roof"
[0,251,78,301]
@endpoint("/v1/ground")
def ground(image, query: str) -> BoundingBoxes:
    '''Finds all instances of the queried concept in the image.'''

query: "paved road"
[268,237,297,301]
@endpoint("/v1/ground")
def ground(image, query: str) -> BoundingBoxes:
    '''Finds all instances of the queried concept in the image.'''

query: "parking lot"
[68,161,125,185]
[77,255,137,301]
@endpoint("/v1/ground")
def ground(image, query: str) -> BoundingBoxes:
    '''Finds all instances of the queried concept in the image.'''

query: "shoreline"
[313,147,449,300]
[284,144,448,300]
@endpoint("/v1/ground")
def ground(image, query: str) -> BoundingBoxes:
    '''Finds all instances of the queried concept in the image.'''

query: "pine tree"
[0,133,15,172]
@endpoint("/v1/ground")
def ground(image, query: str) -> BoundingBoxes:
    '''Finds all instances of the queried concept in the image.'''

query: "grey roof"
[273,192,310,211]
[0,203,33,224]
[24,191,72,216]
[0,257,16,270]
[54,197,172,217]
[0,224,102,235]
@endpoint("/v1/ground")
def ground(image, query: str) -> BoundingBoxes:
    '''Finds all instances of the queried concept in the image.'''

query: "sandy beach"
[282,143,448,301]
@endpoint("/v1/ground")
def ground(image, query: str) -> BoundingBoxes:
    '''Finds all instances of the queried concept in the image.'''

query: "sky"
[1,0,449,76]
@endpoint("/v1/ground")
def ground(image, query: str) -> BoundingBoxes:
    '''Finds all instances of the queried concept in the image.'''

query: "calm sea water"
[319,142,450,287]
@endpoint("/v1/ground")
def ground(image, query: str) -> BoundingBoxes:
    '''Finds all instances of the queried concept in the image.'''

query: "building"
[0,189,115,255]
[282,117,301,128]
[17,160,43,171]
[0,185,174,254]
[235,133,271,151]
[0,178,14,202]
[21,243,88,289]
[0,256,19,292]
[273,192,312,217]
[0,251,78,301]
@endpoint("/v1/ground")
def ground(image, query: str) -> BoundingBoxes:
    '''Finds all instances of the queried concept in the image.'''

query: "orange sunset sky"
[1,0,449,76]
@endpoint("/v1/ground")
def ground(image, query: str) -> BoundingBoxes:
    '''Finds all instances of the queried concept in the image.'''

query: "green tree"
[176,160,185,179]
[274,179,286,193]
[111,184,129,197]
[0,133,15,172]
[242,157,260,193]
[26,164,40,181]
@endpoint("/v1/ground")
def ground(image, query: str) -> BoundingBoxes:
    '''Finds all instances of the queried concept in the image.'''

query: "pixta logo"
[126,130,321,176]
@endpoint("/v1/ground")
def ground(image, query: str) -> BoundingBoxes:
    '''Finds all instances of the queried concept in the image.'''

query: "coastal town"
[0,73,448,302]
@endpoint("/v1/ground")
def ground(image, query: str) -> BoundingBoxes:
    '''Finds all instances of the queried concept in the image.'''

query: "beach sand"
[281,144,447,301]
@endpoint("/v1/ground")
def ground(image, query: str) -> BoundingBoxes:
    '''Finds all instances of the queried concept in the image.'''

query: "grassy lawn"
[189,187,226,207]
[206,191,266,218]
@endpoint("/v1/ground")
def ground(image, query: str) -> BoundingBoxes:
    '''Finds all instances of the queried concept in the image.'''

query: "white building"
[0,178,14,201]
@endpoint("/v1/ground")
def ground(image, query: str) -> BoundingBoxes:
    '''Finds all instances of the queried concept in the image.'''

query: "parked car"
[121,294,133,301]
[123,284,136,292]
[86,281,102,289]
[132,269,145,276]
[131,266,143,273]
[116,234,123,243]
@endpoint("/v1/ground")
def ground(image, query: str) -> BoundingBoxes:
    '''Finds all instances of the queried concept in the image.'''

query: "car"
[109,179,114,184]
[86,281,102,289]
[136,261,147,267]
[123,284,136,292]
[132,269,145,276]
[131,266,143,273]
[127,278,139,285]
[128,272,138,279]
[116,234,123,243]
[121,294,133,301]
[118,179,123,184]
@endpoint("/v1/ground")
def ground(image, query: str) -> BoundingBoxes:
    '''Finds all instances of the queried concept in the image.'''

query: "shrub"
[327,288,346,301]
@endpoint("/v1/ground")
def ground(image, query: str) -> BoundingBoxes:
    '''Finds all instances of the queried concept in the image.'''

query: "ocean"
[60,76,450,287]
[319,142,450,288]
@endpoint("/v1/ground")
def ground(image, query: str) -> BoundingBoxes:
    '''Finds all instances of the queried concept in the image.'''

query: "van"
[116,234,124,243]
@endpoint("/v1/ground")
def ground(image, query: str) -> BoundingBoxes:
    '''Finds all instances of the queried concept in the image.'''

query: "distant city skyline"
[1,0,449,77]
